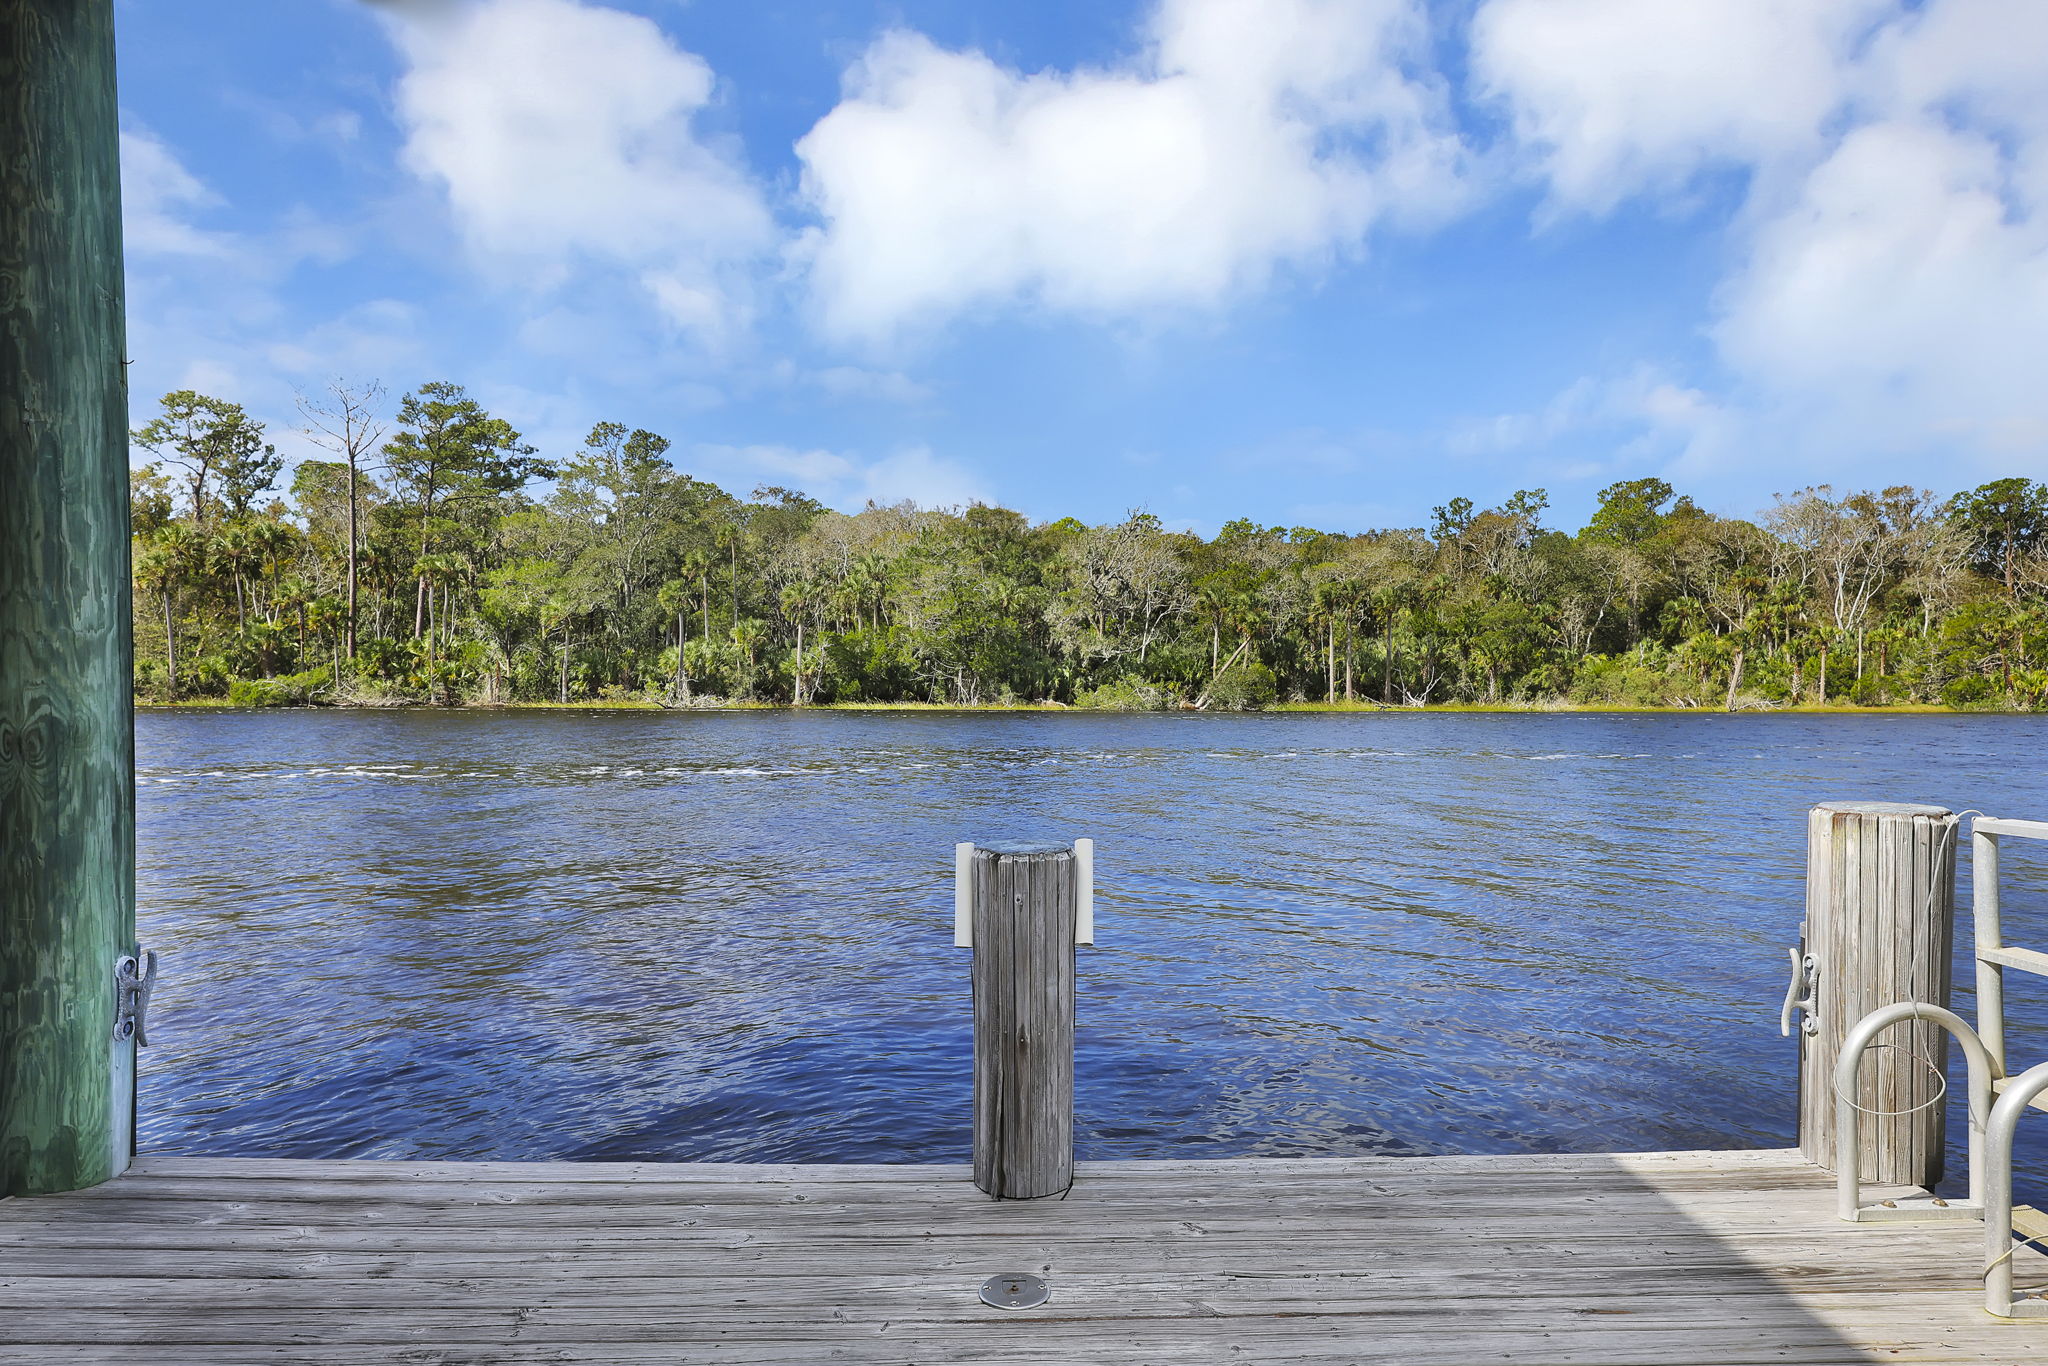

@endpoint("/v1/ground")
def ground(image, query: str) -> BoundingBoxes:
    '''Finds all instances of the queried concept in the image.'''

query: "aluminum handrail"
[1834,1001,1997,1220]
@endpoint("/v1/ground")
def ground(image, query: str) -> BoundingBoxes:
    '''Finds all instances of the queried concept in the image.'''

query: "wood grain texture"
[1799,802,1957,1186]
[0,1150,2039,1363]
[971,844,1075,1199]
[0,0,138,1197]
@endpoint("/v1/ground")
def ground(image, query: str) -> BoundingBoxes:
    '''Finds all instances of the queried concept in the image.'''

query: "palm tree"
[713,519,742,631]
[212,522,257,629]
[1997,602,2034,700]
[134,525,194,696]
[827,573,862,635]
[780,581,815,704]
[1194,580,1232,676]
[729,618,765,697]
[1371,577,1411,705]
[355,537,402,642]
[1724,611,1763,712]
[413,552,468,700]
[1869,621,1907,680]
[413,553,465,641]
[656,578,692,702]
[680,547,714,645]
[853,552,891,631]
[240,617,293,680]
[248,520,299,621]
[1308,576,1345,704]
[1773,599,1811,699]
[305,594,346,682]
[1338,578,1368,702]
[274,575,317,666]
[550,599,577,705]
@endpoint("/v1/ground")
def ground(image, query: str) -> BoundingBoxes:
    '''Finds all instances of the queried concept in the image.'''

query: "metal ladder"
[1835,815,2048,1319]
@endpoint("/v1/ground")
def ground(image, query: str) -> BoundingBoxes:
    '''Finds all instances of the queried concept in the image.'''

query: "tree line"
[126,380,2048,710]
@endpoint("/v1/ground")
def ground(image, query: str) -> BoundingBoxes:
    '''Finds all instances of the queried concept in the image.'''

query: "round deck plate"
[979,1273,1049,1310]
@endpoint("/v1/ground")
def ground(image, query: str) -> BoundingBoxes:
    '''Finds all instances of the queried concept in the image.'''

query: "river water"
[134,709,2048,1190]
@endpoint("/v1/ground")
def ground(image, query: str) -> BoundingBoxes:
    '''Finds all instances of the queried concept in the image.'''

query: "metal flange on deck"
[1833,816,2048,1320]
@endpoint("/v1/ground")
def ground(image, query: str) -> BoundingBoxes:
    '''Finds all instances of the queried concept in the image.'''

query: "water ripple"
[135,709,2048,1198]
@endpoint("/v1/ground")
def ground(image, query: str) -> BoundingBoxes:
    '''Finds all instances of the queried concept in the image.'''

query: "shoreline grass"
[136,697,1992,715]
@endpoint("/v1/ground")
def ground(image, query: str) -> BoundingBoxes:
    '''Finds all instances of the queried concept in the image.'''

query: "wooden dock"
[2,1147,2042,1364]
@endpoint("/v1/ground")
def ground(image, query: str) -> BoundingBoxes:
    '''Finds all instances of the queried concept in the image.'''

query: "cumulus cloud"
[1715,119,2048,459]
[689,443,989,511]
[374,0,773,343]
[1472,0,2048,482]
[1471,0,1888,213]
[794,0,1470,340]
[126,0,2047,509]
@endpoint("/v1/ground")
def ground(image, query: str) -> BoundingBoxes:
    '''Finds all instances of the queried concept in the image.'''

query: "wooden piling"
[0,0,138,1195]
[1798,801,1958,1187]
[968,842,1076,1199]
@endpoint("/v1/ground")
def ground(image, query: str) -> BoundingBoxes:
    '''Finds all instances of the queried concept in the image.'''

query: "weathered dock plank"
[0,1149,2039,1364]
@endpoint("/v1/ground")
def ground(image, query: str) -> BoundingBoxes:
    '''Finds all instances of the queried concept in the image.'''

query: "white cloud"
[173,357,244,399]
[1471,0,1887,213]
[1472,0,2048,483]
[375,0,773,344]
[119,0,2048,512]
[120,128,231,257]
[120,125,396,441]
[260,299,427,381]
[688,443,989,511]
[857,446,987,507]
[1859,0,2048,199]
[1447,367,1723,466]
[1709,1,2048,478]
[794,0,1470,340]
[1714,119,2048,462]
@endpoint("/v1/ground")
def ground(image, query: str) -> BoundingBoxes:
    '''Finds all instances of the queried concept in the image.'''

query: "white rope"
[1807,809,2048,1297]
[1986,1232,2048,1299]
[1829,810,1981,1121]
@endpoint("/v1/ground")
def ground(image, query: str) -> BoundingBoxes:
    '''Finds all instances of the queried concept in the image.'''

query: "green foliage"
[1204,659,1276,710]
[819,627,917,701]
[129,464,177,536]
[1569,655,1691,707]
[1581,477,1674,546]
[1943,673,2000,708]
[123,387,2048,713]
[132,390,281,528]
[1073,675,1181,711]
[1430,497,1475,543]
[384,381,551,510]
[227,668,332,708]
[182,655,231,697]
[1949,478,2048,595]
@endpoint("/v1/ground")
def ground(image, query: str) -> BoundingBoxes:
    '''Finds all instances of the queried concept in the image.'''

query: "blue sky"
[114,0,2048,534]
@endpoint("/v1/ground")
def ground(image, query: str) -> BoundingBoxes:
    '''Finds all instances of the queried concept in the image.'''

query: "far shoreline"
[134,698,1991,716]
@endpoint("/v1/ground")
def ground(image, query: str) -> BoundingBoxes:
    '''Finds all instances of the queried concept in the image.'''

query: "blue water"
[134,709,2048,1192]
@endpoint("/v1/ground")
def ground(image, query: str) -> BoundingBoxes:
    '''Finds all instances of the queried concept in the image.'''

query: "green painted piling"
[1,0,139,1195]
